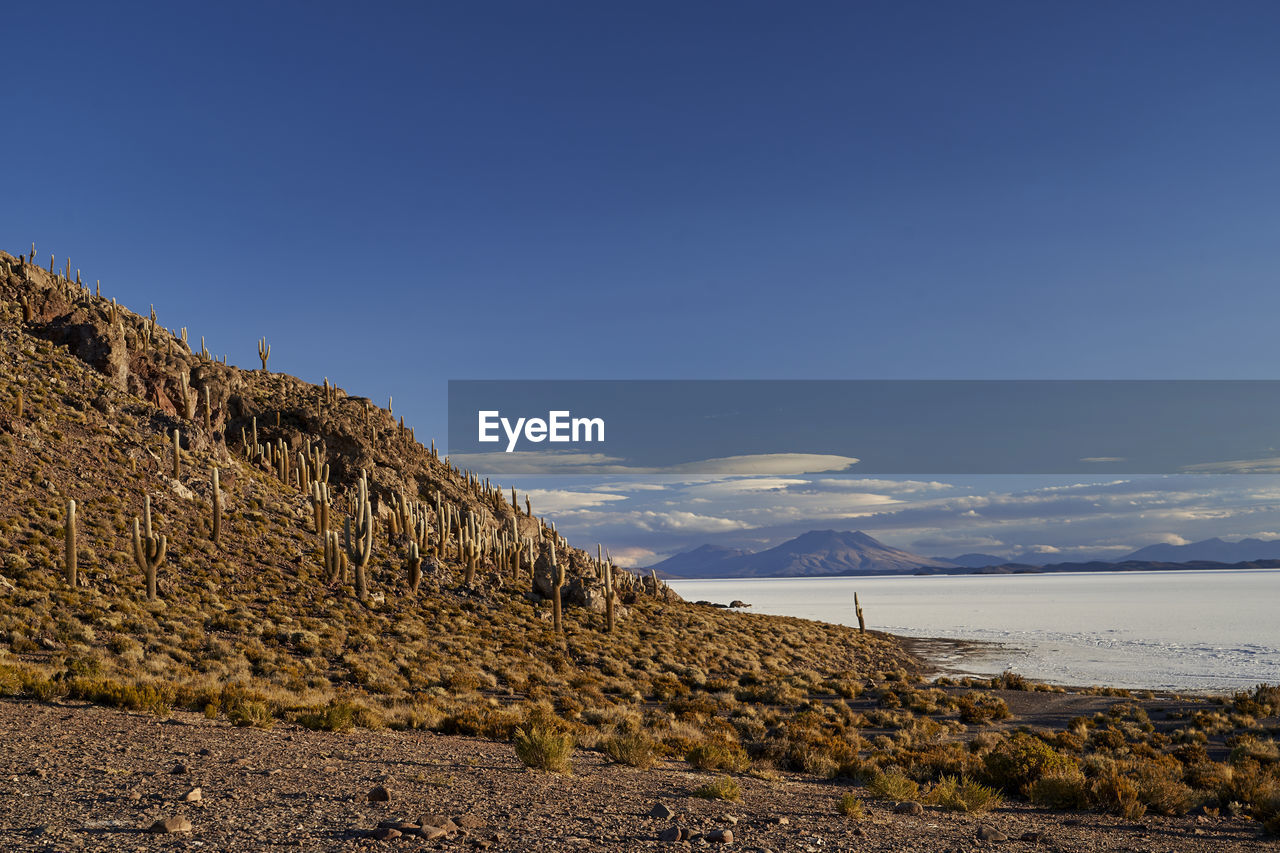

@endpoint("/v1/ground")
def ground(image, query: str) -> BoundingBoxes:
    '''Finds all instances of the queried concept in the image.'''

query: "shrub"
[957,692,1011,725]
[296,700,357,732]
[693,776,741,802]
[837,793,865,818]
[925,775,1004,814]
[687,739,750,772]
[982,733,1076,794]
[1091,767,1147,819]
[1027,768,1091,810]
[866,769,920,801]
[514,725,573,773]
[1133,757,1197,816]
[602,731,657,768]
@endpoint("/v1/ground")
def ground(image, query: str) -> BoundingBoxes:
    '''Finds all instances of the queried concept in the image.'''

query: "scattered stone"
[723,814,739,825]
[182,787,202,802]
[650,802,676,820]
[367,784,390,803]
[421,826,448,841]
[976,824,1008,842]
[706,828,734,843]
[170,763,187,774]
[149,816,192,834]
[894,801,924,816]
[456,814,485,829]
[1020,830,1043,843]
[126,791,141,802]
[766,816,790,825]
[371,827,401,840]
[729,600,750,608]
[658,824,687,843]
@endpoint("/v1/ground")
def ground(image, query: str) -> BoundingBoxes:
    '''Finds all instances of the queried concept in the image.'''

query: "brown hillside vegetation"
[1,247,1280,849]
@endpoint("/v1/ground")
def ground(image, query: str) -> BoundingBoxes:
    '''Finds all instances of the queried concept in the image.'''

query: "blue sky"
[8,2,1280,562]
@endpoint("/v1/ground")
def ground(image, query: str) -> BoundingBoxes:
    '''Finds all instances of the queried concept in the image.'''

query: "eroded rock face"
[34,307,129,390]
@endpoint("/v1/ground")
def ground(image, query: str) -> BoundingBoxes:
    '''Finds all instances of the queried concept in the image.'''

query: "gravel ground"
[0,698,1273,852]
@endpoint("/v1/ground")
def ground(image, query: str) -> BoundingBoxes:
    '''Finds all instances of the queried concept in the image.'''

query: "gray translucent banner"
[447,380,1280,476]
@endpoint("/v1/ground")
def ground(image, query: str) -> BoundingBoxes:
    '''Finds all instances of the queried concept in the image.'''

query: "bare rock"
[658,824,688,843]
[149,816,192,834]
[367,784,390,803]
[894,801,924,816]
[182,787,202,802]
[649,802,676,820]
[707,828,734,843]
[976,824,1008,842]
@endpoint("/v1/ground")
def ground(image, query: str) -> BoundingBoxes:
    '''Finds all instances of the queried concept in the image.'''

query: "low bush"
[693,775,741,802]
[602,731,657,768]
[514,725,574,773]
[866,769,919,801]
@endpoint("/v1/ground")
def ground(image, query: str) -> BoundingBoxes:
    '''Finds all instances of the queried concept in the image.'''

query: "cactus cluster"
[132,496,168,602]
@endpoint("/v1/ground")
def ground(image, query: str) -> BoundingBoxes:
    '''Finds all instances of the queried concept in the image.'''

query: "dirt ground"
[0,698,1273,852]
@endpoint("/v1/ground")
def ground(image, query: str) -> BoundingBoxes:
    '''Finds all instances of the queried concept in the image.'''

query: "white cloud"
[814,478,952,493]
[523,489,629,512]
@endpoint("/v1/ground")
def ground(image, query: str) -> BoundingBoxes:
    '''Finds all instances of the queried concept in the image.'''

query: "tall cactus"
[406,541,423,595]
[310,481,330,536]
[324,530,346,583]
[64,499,77,587]
[550,543,564,634]
[344,469,374,601]
[171,429,181,479]
[210,466,222,547]
[132,496,167,602]
[258,336,271,371]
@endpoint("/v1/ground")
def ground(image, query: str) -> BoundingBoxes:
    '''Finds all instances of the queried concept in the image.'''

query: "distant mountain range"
[651,531,1280,579]
[649,530,955,578]
[1117,537,1280,564]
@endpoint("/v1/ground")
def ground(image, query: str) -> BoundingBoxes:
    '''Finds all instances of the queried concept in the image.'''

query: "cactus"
[211,467,222,547]
[311,482,330,536]
[854,592,865,633]
[344,469,374,601]
[132,496,167,601]
[406,541,423,595]
[108,298,118,325]
[14,388,22,419]
[462,512,480,587]
[550,543,565,634]
[179,373,196,419]
[603,548,615,633]
[525,495,532,517]
[95,279,100,298]
[324,529,346,583]
[202,386,212,433]
[171,429,181,479]
[19,296,31,323]
[64,499,77,587]
[258,336,271,371]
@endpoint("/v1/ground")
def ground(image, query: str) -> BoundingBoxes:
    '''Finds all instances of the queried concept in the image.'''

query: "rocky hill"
[0,245,911,737]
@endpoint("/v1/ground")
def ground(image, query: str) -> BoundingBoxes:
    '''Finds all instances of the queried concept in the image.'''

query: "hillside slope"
[0,247,913,741]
